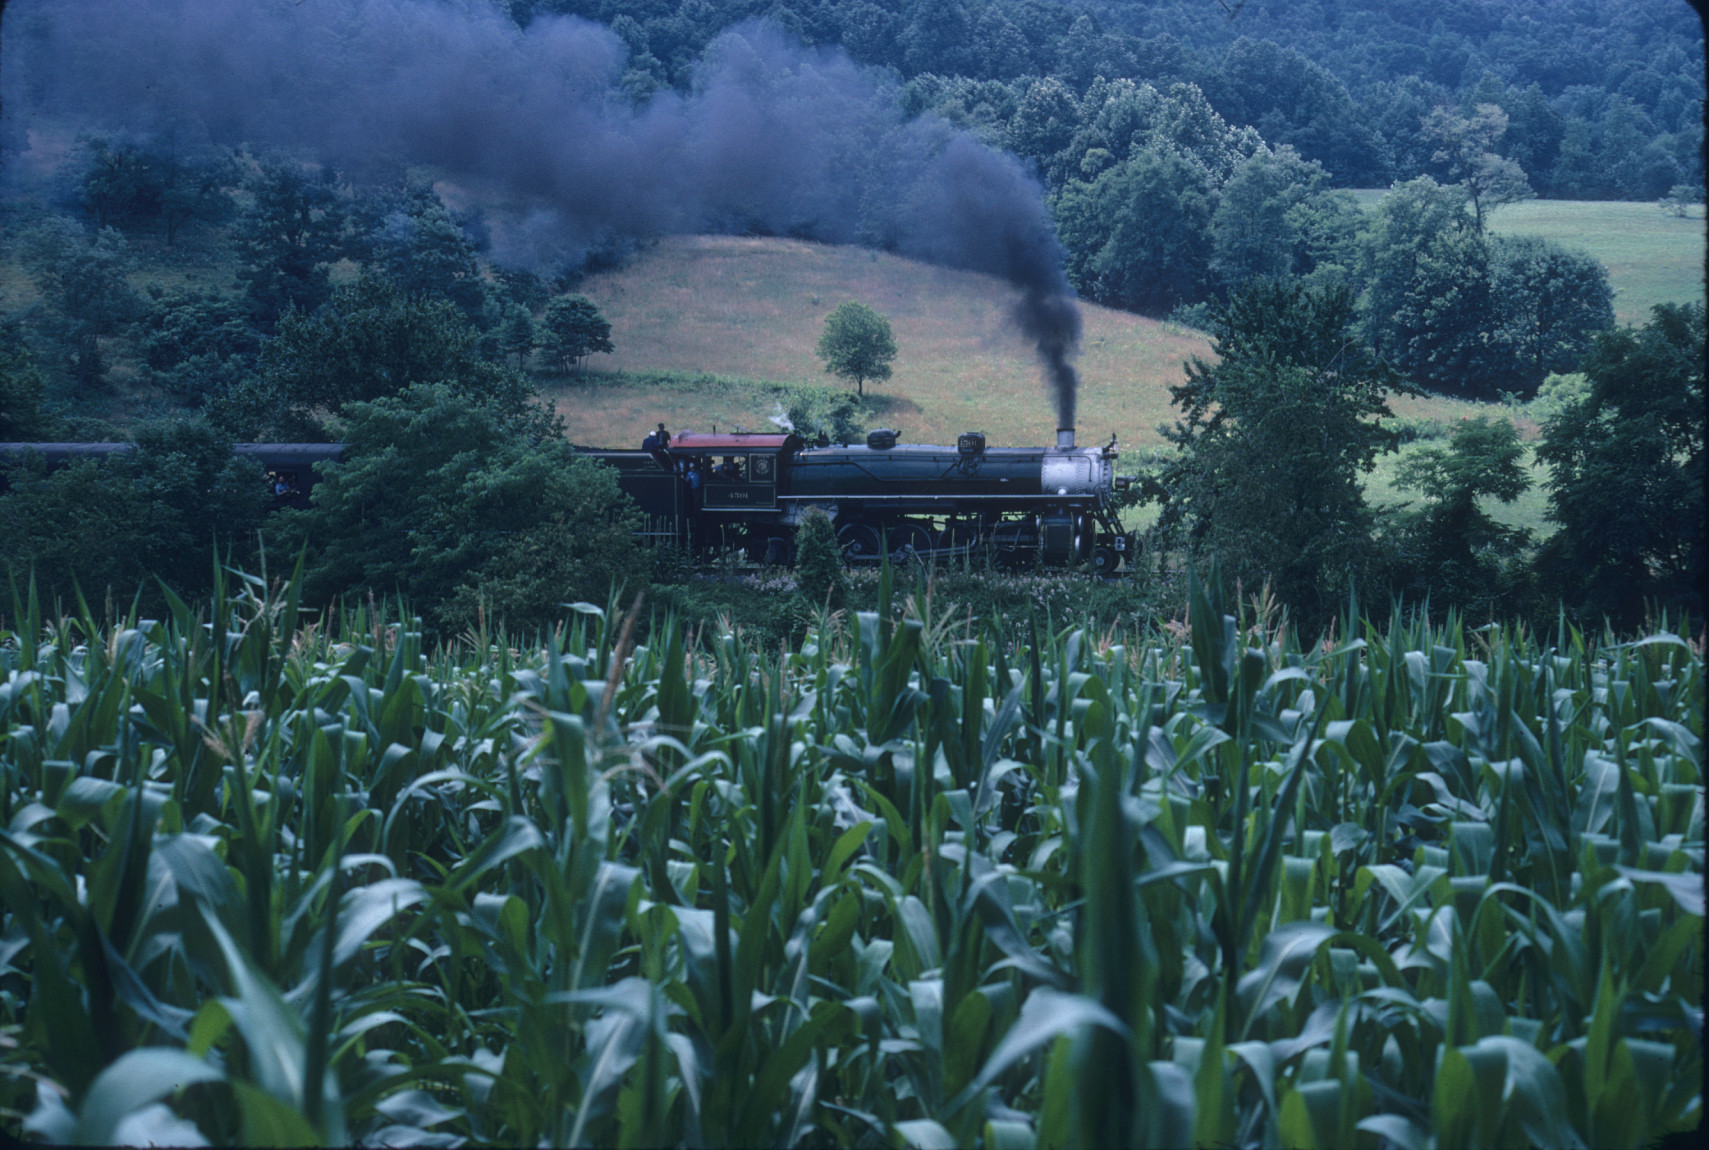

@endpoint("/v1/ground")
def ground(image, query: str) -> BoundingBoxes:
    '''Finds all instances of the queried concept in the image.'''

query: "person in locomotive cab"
[685,460,703,503]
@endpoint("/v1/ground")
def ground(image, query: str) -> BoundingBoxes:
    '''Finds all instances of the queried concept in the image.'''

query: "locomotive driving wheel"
[889,522,936,564]
[938,521,983,560]
[838,522,883,564]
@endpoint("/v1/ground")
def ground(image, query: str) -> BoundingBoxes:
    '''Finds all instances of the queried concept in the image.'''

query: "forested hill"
[517,0,1705,197]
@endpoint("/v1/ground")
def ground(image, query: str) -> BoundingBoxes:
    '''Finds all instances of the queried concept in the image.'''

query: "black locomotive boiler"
[583,425,1136,571]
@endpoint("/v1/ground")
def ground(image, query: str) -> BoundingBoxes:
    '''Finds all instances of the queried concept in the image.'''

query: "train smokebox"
[1056,428,1075,450]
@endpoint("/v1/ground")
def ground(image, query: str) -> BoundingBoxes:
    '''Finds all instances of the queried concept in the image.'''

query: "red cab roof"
[670,432,797,451]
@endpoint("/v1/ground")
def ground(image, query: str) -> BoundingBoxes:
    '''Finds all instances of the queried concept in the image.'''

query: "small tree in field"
[542,294,613,373]
[816,301,896,396]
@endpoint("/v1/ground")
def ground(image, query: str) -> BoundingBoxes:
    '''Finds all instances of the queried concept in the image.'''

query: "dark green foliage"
[231,276,532,441]
[77,137,164,232]
[1487,237,1614,392]
[1356,178,1499,395]
[1535,303,1706,627]
[1420,103,1534,231]
[0,417,266,605]
[783,386,869,445]
[531,0,1699,203]
[541,294,615,373]
[137,289,261,406]
[0,456,147,609]
[77,137,236,243]
[497,303,538,371]
[351,185,492,325]
[815,301,896,396]
[1387,415,1533,618]
[1154,280,1402,622]
[233,163,346,329]
[1210,36,1388,184]
[792,507,847,611]
[1358,178,1613,398]
[494,266,552,312]
[18,218,144,391]
[0,325,53,440]
[1208,146,1335,288]
[280,382,647,636]
[1055,148,1213,315]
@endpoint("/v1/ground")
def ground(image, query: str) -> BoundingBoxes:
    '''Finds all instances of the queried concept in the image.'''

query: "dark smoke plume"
[1,0,1080,427]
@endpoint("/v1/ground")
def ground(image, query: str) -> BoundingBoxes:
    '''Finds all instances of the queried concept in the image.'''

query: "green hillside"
[555,234,1589,539]
[557,235,1207,450]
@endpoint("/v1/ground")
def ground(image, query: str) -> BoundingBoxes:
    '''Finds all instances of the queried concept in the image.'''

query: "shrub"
[793,507,848,611]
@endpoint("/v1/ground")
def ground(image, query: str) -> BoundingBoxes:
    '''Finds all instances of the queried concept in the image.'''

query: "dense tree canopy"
[526,0,1701,198]
[1153,280,1404,622]
[1388,415,1533,617]
[0,325,52,441]
[0,418,267,605]
[281,382,647,636]
[1535,303,1706,627]
[228,277,532,441]
[234,163,346,329]
[19,219,143,391]
[1357,178,1614,398]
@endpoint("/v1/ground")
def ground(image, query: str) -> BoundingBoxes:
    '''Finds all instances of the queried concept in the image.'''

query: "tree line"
[1142,282,1704,631]
[520,0,1703,201]
[2,152,615,434]
[0,1,1701,638]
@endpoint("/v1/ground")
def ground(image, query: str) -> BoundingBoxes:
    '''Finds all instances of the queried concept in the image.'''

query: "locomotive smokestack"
[1057,428,1075,450]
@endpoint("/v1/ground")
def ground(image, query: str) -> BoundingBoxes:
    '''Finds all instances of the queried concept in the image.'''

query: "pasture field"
[0,569,1700,1146]
[1485,199,1706,326]
[556,235,1205,449]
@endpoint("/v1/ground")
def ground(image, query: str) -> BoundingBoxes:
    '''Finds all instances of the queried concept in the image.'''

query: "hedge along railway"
[0,564,1700,1147]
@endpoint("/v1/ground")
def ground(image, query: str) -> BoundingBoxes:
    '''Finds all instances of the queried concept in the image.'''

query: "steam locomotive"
[583,425,1136,572]
[1,426,1136,571]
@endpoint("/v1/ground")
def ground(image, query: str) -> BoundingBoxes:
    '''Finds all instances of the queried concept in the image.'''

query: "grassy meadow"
[1485,199,1706,325]
[559,235,1204,449]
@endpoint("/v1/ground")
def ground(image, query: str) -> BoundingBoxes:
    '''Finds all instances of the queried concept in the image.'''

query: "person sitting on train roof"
[642,422,671,451]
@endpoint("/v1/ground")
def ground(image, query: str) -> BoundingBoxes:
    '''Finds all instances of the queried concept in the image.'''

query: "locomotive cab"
[669,431,795,511]
[665,431,801,558]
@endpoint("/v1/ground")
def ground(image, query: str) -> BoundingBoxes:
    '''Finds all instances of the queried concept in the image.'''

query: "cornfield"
[0,562,1700,1148]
